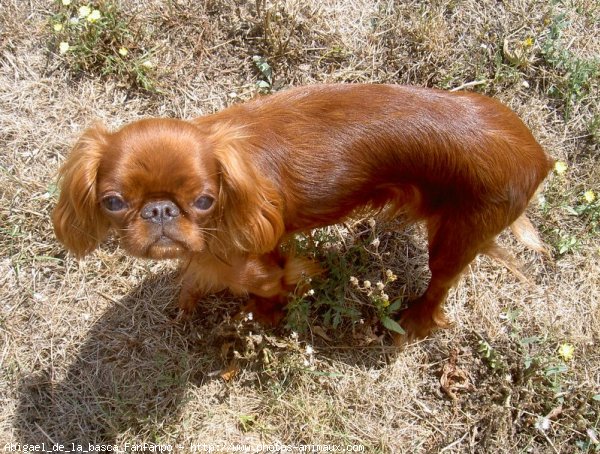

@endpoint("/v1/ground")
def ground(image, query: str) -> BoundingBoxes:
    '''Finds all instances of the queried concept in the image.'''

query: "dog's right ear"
[52,124,111,257]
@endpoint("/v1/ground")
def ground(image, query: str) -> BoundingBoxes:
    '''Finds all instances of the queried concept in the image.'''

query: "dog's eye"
[193,195,214,211]
[102,195,126,212]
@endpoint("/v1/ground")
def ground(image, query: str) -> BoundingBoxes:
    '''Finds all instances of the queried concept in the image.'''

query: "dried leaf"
[220,360,240,381]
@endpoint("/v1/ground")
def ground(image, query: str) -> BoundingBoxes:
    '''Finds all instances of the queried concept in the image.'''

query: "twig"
[451,80,490,92]
[34,422,57,444]
[440,431,469,452]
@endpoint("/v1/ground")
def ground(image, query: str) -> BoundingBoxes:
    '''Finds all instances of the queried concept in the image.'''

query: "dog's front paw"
[239,296,287,327]
[177,289,200,318]
[394,298,452,344]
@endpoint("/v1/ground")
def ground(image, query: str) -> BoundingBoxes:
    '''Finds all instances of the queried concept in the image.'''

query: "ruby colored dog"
[52,84,552,338]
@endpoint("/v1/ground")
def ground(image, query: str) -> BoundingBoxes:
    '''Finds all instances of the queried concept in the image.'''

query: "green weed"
[252,55,273,93]
[49,0,155,91]
[541,162,599,256]
[285,222,406,337]
[541,13,600,121]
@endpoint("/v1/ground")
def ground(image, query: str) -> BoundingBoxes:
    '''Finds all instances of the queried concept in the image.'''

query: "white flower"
[62,0,72,5]
[537,194,547,208]
[535,416,551,432]
[59,41,70,54]
[363,280,371,289]
[305,345,314,355]
[554,161,567,174]
[78,5,91,18]
[87,9,101,22]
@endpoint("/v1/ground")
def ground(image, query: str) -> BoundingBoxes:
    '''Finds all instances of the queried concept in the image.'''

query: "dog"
[52,84,553,338]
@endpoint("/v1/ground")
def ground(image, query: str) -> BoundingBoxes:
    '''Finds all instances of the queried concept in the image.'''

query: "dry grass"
[1,0,599,452]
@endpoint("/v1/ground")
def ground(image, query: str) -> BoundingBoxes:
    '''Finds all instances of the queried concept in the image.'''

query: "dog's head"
[52,118,283,259]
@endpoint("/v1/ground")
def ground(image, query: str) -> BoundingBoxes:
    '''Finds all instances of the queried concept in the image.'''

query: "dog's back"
[199,84,552,231]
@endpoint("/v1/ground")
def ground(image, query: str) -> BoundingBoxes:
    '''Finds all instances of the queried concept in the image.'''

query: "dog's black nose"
[140,200,180,224]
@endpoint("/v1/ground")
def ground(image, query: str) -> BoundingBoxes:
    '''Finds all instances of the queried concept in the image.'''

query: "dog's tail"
[509,213,550,257]
[482,214,550,283]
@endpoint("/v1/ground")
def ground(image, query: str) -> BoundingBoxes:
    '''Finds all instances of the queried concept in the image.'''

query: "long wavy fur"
[52,125,110,257]
[209,124,285,257]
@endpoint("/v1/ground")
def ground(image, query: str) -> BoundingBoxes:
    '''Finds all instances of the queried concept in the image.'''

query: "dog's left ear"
[210,125,284,255]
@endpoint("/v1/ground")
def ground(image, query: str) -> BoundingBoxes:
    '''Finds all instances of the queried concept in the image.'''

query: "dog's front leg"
[177,255,229,314]
[178,251,321,324]
[232,252,303,326]
[231,252,322,325]
[177,252,287,318]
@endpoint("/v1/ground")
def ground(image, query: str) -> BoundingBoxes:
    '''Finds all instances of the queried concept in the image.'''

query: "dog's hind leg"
[398,212,501,340]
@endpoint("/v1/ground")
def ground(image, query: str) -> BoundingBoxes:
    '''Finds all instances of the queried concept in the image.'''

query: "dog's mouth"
[119,221,207,259]
[145,235,187,259]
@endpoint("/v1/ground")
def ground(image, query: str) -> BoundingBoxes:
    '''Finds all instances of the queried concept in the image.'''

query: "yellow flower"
[584,190,596,203]
[118,47,128,56]
[522,37,534,48]
[79,5,91,18]
[59,41,70,54]
[62,0,71,5]
[53,23,63,32]
[87,9,101,22]
[554,161,567,174]
[558,343,574,361]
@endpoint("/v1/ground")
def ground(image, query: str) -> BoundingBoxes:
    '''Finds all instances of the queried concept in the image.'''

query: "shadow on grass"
[14,271,229,444]
[14,224,429,443]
